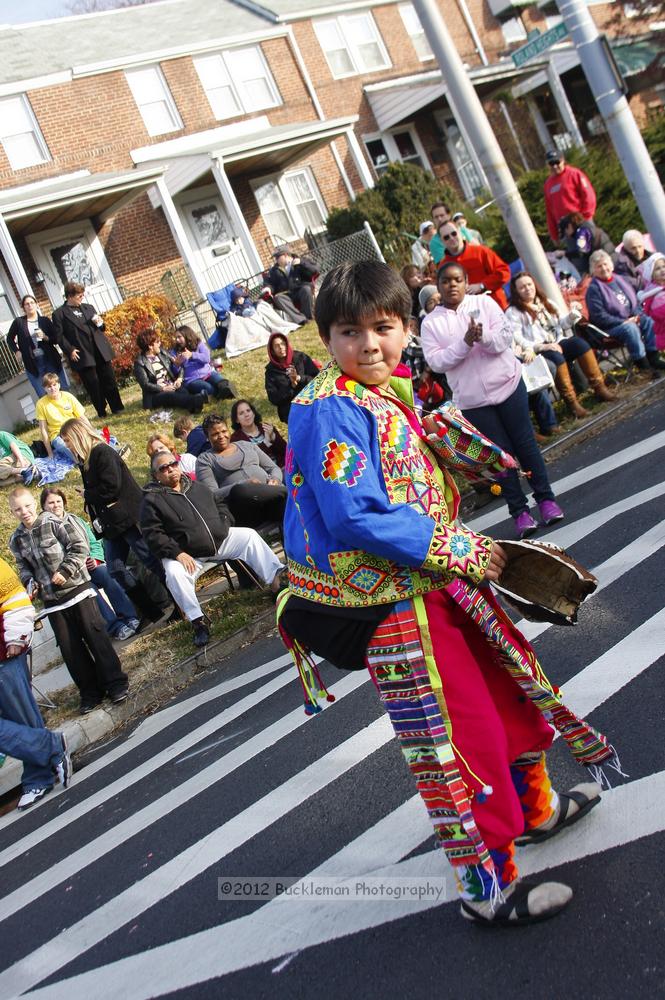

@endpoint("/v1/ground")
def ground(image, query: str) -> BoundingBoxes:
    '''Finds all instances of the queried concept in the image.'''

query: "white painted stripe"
[4,613,665,999]
[21,770,665,999]
[0,656,296,863]
[517,516,665,641]
[0,671,369,925]
[469,429,665,533]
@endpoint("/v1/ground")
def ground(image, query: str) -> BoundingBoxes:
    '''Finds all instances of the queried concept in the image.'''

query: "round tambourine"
[492,539,597,626]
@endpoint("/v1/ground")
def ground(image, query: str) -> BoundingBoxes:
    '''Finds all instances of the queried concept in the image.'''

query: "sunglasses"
[549,160,562,166]
[157,459,179,472]
[442,232,458,241]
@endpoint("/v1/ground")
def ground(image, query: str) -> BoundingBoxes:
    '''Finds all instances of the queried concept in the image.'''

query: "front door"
[27,221,121,314]
[178,185,251,291]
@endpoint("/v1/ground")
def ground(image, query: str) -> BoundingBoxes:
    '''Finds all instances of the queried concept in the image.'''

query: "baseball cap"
[545,150,563,164]
[419,220,435,237]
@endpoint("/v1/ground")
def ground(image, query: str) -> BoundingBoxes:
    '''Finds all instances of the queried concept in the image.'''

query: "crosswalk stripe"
[3,612,664,999]
[469,429,665,533]
[19,769,665,1000]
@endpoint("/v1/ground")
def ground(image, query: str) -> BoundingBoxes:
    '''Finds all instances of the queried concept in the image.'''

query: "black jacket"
[133,350,179,408]
[6,315,62,376]
[52,302,115,372]
[265,351,319,422]
[139,477,232,561]
[81,443,144,539]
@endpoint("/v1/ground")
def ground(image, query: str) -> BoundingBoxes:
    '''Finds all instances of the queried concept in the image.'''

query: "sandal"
[515,783,601,847]
[460,879,572,927]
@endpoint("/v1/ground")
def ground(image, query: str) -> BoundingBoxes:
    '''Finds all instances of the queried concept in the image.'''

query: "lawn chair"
[575,320,633,384]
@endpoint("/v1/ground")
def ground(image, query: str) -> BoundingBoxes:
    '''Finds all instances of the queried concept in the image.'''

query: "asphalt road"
[1,393,664,1000]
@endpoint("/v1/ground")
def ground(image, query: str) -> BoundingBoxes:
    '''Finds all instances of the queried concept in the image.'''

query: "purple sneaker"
[539,500,564,525]
[514,510,538,538]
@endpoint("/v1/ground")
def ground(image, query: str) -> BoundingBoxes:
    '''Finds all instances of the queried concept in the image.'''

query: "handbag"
[521,354,555,394]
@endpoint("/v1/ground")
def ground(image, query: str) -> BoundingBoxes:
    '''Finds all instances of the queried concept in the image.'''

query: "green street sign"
[511,20,568,67]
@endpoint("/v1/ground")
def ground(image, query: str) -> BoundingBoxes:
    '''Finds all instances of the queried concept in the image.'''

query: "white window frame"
[0,260,21,336]
[0,94,50,171]
[252,168,328,243]
[125,65,182,137]
[363,125,431,178]
[501,17,528,45]
[398,3,434,62]
[314,13,391,80]
[26,220,120,311]
[193,46,281,122]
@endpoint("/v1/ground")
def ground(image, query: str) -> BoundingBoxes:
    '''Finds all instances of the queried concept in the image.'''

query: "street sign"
[511,21,568,68]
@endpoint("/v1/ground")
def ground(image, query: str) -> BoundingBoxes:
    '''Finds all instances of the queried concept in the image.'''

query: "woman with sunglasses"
[507,270,615,417]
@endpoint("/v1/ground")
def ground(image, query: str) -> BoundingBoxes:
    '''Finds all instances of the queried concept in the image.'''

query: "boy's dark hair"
[436,260,468,284]
[202,413,226,438]
[431,201,451,215]
[315,261,411,341]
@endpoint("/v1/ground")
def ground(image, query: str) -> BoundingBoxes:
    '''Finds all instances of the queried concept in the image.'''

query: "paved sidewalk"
[2,376,664,804]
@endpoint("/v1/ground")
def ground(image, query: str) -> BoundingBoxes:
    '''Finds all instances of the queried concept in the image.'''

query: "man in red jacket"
[437,220,510,308]
[544,150,597,244]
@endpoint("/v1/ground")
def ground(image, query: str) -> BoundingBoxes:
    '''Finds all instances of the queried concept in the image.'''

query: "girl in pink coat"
[639,253,665,351]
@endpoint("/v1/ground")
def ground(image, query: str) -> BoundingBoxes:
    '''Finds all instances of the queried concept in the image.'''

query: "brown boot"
[554,363,590,418]
[577,349,618,401]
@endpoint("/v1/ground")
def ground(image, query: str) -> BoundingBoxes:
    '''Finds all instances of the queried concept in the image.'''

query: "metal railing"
[0,338,24,385]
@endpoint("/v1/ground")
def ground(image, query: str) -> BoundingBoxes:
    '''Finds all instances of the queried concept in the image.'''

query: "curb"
[0,606,278,800]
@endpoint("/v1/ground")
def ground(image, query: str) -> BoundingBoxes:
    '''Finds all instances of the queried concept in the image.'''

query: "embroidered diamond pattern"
[345,565,388,594]
[321,439,367,487]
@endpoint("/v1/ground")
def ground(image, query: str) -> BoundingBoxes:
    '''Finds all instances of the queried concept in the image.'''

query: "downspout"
[285,26,358,200]
[455,0,530,170]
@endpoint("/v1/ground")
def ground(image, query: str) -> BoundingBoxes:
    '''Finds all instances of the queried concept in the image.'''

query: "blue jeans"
[530,389,557,433]
[610,315,656,360]
[51,435,76,463]
[0,653,61,791]
[26,363,69,398]
[463,379,555,518]
[90,563,138,635]
[186,370,229,398]
[104,526,166,584]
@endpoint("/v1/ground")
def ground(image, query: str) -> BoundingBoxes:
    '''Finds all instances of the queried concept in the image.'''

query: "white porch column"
[211,157,263,273]
[0,213,33,299]
[153,177,208,301]
[527,97,554,152]
[547,64,586,151]
[344,127,375,190]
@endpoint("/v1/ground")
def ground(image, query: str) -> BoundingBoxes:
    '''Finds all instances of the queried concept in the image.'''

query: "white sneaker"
[114,624,135,641]
[17,786,52,811]
[55,735,72,789]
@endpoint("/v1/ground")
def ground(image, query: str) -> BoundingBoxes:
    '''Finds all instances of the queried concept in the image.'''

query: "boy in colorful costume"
[277,261,618,926]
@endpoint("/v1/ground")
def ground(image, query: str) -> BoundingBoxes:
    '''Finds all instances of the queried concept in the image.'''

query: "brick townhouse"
[0,0,662,336]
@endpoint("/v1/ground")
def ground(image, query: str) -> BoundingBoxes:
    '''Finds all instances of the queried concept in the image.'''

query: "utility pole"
[412,0,565,309]
[556,0,665,248]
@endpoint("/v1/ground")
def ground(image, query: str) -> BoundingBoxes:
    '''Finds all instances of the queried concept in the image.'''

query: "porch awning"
[132,115,358,190]
[0,165,165,237]
[365,62,539,132]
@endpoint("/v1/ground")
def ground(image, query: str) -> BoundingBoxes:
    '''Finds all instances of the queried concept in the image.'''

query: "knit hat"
[639,251,665,286]
[418,284,438,310]
[419,220,435,237]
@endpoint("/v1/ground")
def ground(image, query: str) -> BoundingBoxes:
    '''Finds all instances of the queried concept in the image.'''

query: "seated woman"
[559,213,614,276]
[146,432,196,479]
[195,413,287,528]
[40,488,140,641]
[421,261,564,539]
[586,250,665,374]
[35,372,98,463]
[172,326,236,401]
[229,287,297,337]
[265,333,319,423]
[133,330,205,413]
[507,271,615,417]
[230,399,287,468]
[7,294,69,399]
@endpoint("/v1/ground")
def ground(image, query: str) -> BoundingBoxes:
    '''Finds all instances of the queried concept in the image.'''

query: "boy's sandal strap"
[515,787,600,846]
[460,881,563,926]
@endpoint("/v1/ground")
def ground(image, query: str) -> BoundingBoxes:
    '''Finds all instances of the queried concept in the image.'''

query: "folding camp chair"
[575,320,633,384]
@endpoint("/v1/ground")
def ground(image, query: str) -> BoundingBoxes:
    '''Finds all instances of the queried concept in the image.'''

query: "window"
[194,47,280,121]
[501,17,528,45]
[364,127,429,177]
[253,169,327,242]
[314,14,391,79]
[125,66,182,137]
[399,3,433,61]
[0,94,49,170]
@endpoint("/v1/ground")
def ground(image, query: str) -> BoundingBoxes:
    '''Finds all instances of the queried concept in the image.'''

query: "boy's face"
[325,311,410,389]
[10,492,38,527]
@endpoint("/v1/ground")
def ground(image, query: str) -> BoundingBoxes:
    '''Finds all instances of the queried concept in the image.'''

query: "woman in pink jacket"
[421,261,563,538]
[639,253,665,352]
